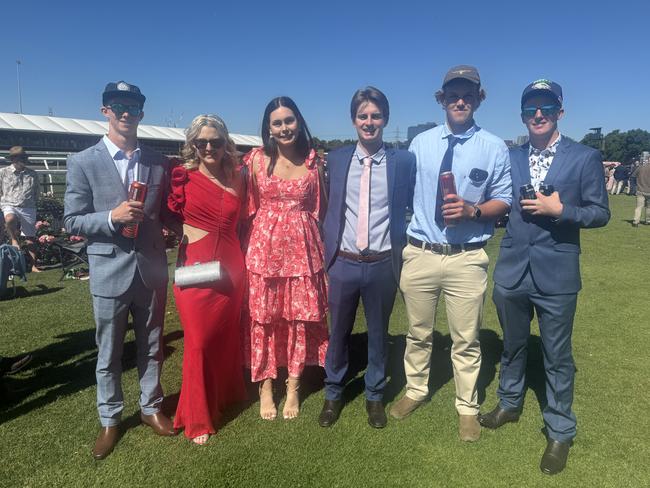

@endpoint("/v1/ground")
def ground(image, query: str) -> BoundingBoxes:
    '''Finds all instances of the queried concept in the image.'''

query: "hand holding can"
[440,171,457,227]
[121,181,147,238]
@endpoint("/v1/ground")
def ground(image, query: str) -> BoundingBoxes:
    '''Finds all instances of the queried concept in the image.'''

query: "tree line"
[312,129,650,163]
[580,129,649,163]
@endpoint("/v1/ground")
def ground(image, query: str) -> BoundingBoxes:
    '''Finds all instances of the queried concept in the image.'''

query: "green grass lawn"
[1,195,648,487]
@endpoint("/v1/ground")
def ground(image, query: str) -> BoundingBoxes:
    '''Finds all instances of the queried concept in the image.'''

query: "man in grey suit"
[64,81,176,460]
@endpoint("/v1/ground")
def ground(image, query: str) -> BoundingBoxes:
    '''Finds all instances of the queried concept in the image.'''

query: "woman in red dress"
[244,96,328,420]
[168,114,247,444]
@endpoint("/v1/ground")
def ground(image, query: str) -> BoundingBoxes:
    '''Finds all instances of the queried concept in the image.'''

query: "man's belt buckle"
[441,243,452,255]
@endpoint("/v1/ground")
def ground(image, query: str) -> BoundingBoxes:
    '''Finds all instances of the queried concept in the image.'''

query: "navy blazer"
[322,145,416,282]
[493,138,610,295]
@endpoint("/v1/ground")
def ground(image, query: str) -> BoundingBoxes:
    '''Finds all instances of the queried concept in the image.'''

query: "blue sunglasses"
[521,104,561,118]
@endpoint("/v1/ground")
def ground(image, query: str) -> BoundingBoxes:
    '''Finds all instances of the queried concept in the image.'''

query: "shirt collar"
[442,122,478,141]
[529,133,562,157]
[102,135,140,161]
[355,143,385,165]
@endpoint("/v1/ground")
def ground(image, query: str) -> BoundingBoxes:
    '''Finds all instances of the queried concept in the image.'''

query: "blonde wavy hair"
[181,114,239,176]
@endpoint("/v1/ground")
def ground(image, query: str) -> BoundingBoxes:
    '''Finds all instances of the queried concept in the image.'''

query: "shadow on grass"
[0,329,183,424]
[0,283,64,301]
[384,329,503,405]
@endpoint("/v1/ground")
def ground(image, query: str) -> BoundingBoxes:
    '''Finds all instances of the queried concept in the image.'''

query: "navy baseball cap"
[521,79,563,107]
[102,81,146,106]
[442,65,481,88]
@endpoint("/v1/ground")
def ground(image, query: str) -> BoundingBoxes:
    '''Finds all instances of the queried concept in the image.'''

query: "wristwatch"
[472,204,482,221]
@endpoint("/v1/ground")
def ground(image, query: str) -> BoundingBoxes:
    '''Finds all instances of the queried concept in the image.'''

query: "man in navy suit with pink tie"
[480,79,610,474]
[318,87,416,429]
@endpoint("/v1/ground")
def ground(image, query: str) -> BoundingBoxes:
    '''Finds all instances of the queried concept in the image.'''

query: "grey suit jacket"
[64,140,170,297]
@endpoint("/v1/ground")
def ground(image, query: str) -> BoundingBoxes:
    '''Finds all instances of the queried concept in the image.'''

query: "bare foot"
[31,266,42,273]
[283,377,300,420]
[192,434,209,445]
[259,379,277,420]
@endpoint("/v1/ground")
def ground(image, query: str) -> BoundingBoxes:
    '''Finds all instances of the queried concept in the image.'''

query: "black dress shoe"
[478,404,520,429]
[0,354,32,376]
[366,400,387,429]
[540,439,571,475]
[318,399,343,427]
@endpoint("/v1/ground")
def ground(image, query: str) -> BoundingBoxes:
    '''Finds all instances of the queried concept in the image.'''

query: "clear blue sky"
[2,0,648,143]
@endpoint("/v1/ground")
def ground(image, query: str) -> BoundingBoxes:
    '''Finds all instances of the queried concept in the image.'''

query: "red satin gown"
[168,165,246,439]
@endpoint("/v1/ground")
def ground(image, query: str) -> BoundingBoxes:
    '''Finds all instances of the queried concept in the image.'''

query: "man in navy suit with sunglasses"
[480,79,610,475]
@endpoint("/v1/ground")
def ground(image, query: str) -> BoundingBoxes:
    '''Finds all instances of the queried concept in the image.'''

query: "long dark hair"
[261,96,313,177]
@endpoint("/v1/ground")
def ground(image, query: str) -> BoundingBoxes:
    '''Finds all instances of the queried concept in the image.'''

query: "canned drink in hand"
[539,183,555,196]
[121,181,147,238]
[440,171,457,227]
[519,184,536,201]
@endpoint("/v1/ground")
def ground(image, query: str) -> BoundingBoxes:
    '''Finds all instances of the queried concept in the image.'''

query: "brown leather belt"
[338,250,392,263]
[407,236,486,255]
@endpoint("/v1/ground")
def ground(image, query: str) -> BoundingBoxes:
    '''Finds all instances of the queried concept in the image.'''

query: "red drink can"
[439,171,456,198]
[439,171,457,227]
[121,181,148,238]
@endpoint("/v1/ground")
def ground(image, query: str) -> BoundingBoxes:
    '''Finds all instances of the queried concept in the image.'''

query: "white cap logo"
[531,80,551,90]
[117,82,130,91]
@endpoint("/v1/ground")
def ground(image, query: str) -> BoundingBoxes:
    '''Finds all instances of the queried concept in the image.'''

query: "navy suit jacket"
[322,145,416,282]
[493,138,610,295]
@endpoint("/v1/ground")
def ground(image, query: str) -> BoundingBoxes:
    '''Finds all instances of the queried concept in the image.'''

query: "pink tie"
[356,157,372,251]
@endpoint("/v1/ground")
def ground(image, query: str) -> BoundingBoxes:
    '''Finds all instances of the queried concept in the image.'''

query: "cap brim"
[521,89,561,107]
[443,75,480,87]
[102,91,146,106]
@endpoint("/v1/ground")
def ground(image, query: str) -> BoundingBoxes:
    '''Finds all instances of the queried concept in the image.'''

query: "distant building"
[0,112,261,157]
[515,135,529,146]
[407,122,437,142]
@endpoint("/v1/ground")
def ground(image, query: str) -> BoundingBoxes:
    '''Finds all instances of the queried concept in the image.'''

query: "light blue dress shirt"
[341,143,391,253]
[102,135,141,231]
[407,123,512,244]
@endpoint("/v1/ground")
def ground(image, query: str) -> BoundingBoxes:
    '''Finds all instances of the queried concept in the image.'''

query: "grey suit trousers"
[93,271,167,426]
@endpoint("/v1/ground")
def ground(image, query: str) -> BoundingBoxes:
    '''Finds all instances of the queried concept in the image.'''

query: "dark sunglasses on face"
[194,138,226,150]
[108,103,142,117]
[445,93,477,104]
[521,105,561,118]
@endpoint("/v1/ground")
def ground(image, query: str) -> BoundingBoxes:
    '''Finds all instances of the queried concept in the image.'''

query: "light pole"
[16,59,23,114]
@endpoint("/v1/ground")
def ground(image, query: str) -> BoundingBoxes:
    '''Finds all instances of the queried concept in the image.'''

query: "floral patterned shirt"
[0,165,40,207]
[528,134,561,191]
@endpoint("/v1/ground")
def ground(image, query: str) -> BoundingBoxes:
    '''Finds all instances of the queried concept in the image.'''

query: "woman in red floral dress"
[168,114,247,444]
[244,96,328,420]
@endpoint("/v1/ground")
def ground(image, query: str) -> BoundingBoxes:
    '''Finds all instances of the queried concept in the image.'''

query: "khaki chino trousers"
[399,243,488,415]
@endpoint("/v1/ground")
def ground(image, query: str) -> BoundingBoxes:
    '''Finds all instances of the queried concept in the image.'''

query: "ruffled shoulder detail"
[243,147,264,167]
[305,149,321,170]
[168,164,189,215]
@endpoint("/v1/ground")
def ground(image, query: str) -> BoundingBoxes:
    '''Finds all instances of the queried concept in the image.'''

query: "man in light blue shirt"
[390,66,511,442]
[319,87,416,429]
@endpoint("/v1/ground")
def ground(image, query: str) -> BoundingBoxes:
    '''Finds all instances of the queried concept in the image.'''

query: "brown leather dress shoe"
[540,439,571,475]
[140,412,177,436]
[366,400,387,429]
[92,426,119,460]
[478,404,521,429]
